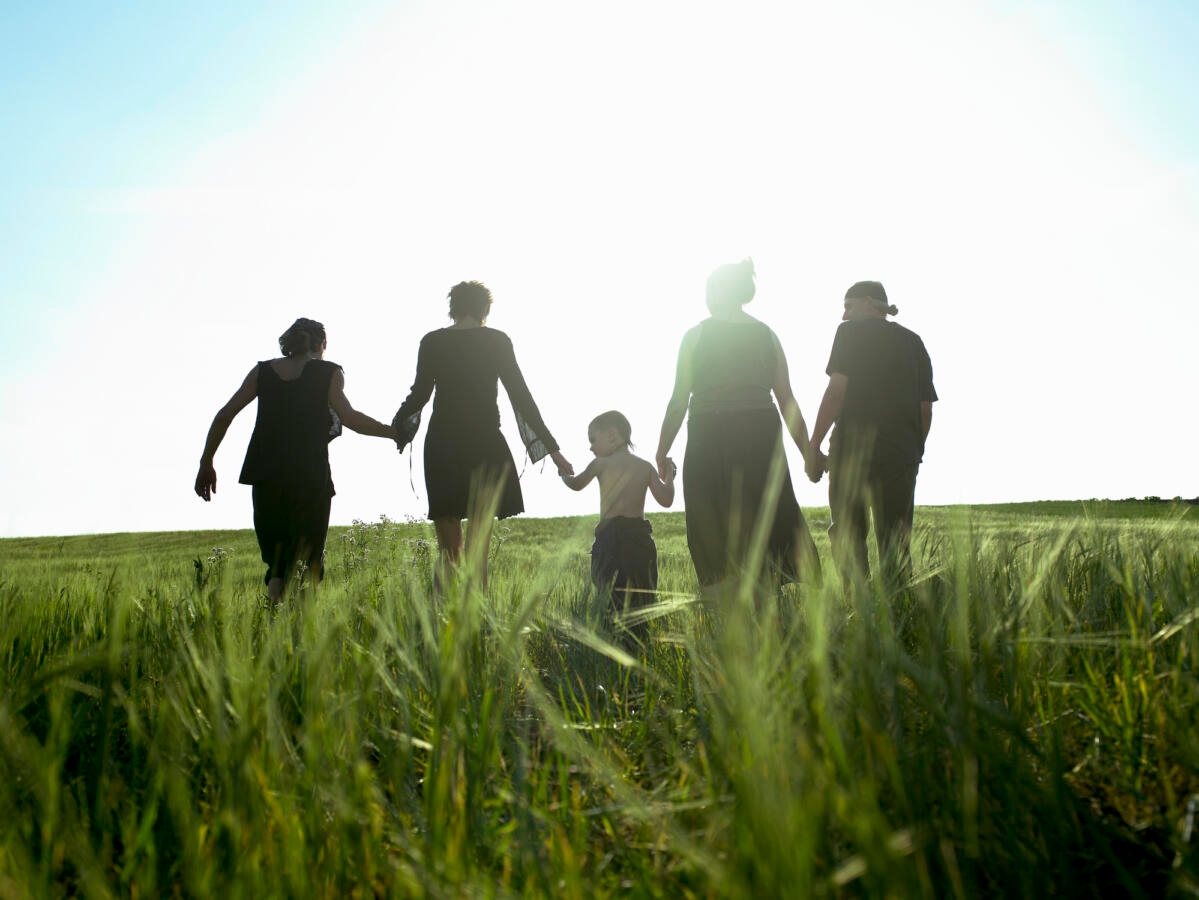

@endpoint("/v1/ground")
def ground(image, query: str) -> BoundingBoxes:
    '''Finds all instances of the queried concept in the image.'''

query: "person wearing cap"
[805,282,937,582]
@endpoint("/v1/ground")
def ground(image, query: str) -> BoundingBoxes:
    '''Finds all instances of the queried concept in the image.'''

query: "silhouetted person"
[560,410,676,642]
[806,281,937,583]
[393,281,572,589]
[656,259,820,590]
[195,318,396,602]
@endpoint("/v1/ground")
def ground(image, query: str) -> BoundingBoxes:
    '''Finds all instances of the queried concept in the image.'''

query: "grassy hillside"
[1,502,1196,896]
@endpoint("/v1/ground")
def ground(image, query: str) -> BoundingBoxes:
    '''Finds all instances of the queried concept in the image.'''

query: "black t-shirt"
[826,319,937,468]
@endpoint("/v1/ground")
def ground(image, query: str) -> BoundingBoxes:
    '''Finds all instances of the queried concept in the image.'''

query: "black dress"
[239,359,341,583]
[393,327,559,521]
[683,319,818,585]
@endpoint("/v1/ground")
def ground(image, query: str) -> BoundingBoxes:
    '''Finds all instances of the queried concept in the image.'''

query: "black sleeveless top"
[239,359,340,491]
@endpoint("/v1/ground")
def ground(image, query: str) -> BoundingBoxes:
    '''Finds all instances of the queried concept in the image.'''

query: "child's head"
[588,410,632,457]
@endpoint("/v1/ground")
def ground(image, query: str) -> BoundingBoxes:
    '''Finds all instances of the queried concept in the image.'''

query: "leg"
[870,464,919,584]
[464,516,495,588]
[433,517,463,592]
[253,483,289,603]
[828,459,870,585]
[683,426,732,588]
[294,487,333,596]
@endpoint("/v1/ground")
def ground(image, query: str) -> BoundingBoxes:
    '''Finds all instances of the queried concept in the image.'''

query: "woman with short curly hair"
[394,282,573,588]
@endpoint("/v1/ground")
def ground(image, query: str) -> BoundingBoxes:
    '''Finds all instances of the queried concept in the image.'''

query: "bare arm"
[921,401,932,442]
[770,332,811,459]
[809,373,847,453]
[561,459,598,492]
[805,372,847,483]
[656,327,698,479]
[195,366,259,501]
[328,368,396,439]
[647,458,676,508]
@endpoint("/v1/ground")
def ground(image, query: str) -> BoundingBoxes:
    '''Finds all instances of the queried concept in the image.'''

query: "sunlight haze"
[2,0,1196,537]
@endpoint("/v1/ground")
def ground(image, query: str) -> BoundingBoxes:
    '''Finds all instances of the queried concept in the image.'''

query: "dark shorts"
[251,482,333,585]
[591,516,658,608]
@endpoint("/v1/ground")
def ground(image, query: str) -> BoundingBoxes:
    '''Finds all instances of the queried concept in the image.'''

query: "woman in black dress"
[195,318,396,602]
[393,282,572,587]
[655,260,820,589]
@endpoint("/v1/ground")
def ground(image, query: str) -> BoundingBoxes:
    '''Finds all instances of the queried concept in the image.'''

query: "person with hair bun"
[806,281,937,582]
[656,259,820,589]
[195,317,397,603]
[393,281,573,589]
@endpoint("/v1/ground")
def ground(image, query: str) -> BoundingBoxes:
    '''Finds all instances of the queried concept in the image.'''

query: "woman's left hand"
[551,451,574,477]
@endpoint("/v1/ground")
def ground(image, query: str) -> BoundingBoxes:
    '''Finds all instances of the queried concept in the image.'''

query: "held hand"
[662,456,678,483]
[805,449,827,484]
[551,450,574,477]
[195,462,218,501]
[655,451,671,481]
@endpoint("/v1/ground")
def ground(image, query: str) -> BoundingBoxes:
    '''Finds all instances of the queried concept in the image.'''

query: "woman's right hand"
[656,450,672,481]
[195,461,217,501]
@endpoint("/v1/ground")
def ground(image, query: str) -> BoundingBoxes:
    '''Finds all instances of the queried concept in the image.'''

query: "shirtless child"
[561,411,676,634]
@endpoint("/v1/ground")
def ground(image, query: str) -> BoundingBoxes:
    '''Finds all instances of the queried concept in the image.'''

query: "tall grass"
[0,507,1196,896]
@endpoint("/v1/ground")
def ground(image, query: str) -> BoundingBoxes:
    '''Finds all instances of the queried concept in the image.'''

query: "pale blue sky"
[1,0,1196,537]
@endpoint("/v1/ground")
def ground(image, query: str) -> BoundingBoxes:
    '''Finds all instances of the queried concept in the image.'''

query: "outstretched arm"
[656,328,698,479]
[497,335,564,463]
[770,332,811,459]
[329,368,396,438]
[393,337,436,451]
[195,366,259,501]
[560,459,598,492]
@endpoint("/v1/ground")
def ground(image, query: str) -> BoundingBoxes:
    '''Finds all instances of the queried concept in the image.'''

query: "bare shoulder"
[630,453,657,481]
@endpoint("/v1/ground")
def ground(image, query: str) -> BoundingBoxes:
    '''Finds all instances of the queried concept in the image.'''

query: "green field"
[1,502,1196,897]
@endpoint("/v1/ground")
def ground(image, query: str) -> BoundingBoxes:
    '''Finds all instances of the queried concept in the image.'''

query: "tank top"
[688,319,777,417]
[239,359,339,489]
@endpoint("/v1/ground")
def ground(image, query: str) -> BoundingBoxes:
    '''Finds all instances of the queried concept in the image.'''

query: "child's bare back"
[592,449,670,519]
[561,412,675,518]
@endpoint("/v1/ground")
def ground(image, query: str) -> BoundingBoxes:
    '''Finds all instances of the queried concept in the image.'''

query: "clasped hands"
[551,450,574,477]
[804,448,827,484]
[654,452,677,482]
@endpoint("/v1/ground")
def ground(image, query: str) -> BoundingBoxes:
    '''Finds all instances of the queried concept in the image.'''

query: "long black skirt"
[683,408,819,586]
[423,424,524,521]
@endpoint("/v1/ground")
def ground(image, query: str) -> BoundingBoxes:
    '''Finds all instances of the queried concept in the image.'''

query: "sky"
[1,0,1196,538]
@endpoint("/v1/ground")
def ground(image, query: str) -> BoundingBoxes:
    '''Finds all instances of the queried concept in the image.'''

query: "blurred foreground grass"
[0,502,1196,897]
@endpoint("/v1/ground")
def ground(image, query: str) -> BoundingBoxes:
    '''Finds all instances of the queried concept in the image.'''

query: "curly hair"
[448,281,494,321]
[278,318,327,357]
